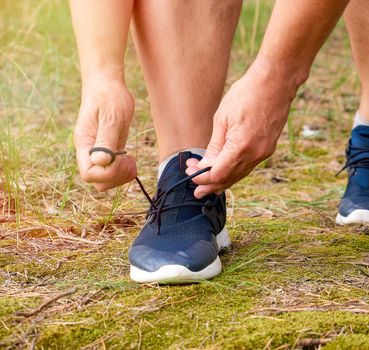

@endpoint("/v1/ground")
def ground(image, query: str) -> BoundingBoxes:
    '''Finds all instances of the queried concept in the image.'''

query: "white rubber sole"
[130,227,231,284]
[336,209,369,225]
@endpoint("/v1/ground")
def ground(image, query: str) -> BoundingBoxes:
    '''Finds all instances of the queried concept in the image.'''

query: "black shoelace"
[336,143,369,176]
[135,167,218,234]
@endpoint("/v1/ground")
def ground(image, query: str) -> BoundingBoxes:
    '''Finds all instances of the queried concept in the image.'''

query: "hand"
[186,60,299,198]
[74,75,137,191]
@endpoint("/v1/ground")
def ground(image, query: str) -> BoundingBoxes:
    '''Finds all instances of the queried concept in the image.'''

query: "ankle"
[158,145,207,163]
[358,108,369,123]
[354,111,369,129]
[158,148,206,179]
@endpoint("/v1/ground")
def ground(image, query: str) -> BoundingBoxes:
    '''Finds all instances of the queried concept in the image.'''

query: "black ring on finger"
[89,147,117,165]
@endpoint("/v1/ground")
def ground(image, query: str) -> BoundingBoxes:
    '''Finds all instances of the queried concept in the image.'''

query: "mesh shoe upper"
[339,125,369,217]
[128,151,226,272]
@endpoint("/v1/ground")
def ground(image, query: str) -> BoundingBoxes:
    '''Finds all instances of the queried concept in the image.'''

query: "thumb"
[198,117,226,169]
[186,116,227,186]
[91,118,121,166]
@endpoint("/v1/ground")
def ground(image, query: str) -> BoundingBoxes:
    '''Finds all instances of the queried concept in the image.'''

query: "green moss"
[302,147,330,158]
[2,217,368,348]
[325,335,369,350]
[0,296,41,340]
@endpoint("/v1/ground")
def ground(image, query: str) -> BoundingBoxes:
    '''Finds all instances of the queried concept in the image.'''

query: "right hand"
[185,58,303,198]
[74,75,137,192]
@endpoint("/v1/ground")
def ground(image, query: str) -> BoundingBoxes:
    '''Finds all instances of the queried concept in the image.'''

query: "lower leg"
[132,0,242,161]
[344,0,369,121]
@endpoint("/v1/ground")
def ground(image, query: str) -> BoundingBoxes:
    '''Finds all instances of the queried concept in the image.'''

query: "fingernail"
[90,152,112,167]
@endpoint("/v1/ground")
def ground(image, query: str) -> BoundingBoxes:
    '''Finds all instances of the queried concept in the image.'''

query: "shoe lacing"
[336,139,369,176]
[135,167,219,234]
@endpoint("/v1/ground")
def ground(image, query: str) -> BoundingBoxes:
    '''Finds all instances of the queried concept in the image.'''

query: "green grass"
[1,1,369,349]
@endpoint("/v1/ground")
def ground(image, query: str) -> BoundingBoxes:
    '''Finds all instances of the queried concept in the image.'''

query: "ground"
[1,1,369,349]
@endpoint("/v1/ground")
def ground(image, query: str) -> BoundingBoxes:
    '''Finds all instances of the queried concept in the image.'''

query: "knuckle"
[252,151,265,163]
[239,142,251,155]
[254,146,275,162]
[265,146,276,159]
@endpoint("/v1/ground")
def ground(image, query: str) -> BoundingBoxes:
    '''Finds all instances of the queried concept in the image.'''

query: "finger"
[186,158,200,168]
[210,147,240,183]
[197,118,226,169]
[76,135,136,185]
[90,151,113,166]
[185,165,212,185]
[76,143,95,183]
[184,121,227,185]
[74,110,98,181]
[185,164,200,174]
[194,183,226,199]
[185,164,227,198]
[92,154,137,191]
[199,130,250,186]
[91,109,122,166]
[194,163,255,198]
[89,154,136,185]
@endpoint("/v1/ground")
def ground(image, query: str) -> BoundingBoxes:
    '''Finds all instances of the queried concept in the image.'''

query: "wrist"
[79,73,134,116]
[81,67,125,88]
[81,70,126,96]
[250,54,310,97]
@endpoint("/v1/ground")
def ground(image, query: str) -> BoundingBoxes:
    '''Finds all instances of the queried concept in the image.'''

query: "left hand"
[185,60,297,199]
[74,76,137,192]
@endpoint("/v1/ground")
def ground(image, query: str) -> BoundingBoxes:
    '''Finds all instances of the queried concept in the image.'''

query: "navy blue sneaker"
[129,151,230,283]
[336,125,369,225]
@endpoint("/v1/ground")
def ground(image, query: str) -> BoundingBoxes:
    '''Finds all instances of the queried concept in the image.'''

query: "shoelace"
[336,143,369,176]
[135,167,218,234]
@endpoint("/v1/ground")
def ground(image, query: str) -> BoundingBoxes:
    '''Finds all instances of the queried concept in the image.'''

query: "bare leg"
[344,0,369,120]
[131,1,242,162]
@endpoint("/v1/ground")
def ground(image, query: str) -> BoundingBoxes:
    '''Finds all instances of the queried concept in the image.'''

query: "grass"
[1,0,369,349]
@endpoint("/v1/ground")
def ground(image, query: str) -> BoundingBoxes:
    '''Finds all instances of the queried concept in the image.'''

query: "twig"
[15,226,45,234]
[3,224,105,245]
[80,334,114,350]
[249,302,369,314]
[15,287,77,317]
[53,229,105,245]
[298,338,332,347]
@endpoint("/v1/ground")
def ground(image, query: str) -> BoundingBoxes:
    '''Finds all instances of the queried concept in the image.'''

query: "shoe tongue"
[158,152,197,191]
[350,126,369,188]
[156,151,203,227]
[351,126,369,149]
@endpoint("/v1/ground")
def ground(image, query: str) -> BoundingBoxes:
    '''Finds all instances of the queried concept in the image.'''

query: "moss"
[0,253,18,268]
[325,335,369,350]
[2,217,368,348]
[0,296,41,341]
[32,307,369,349]
[302,147,330,158]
